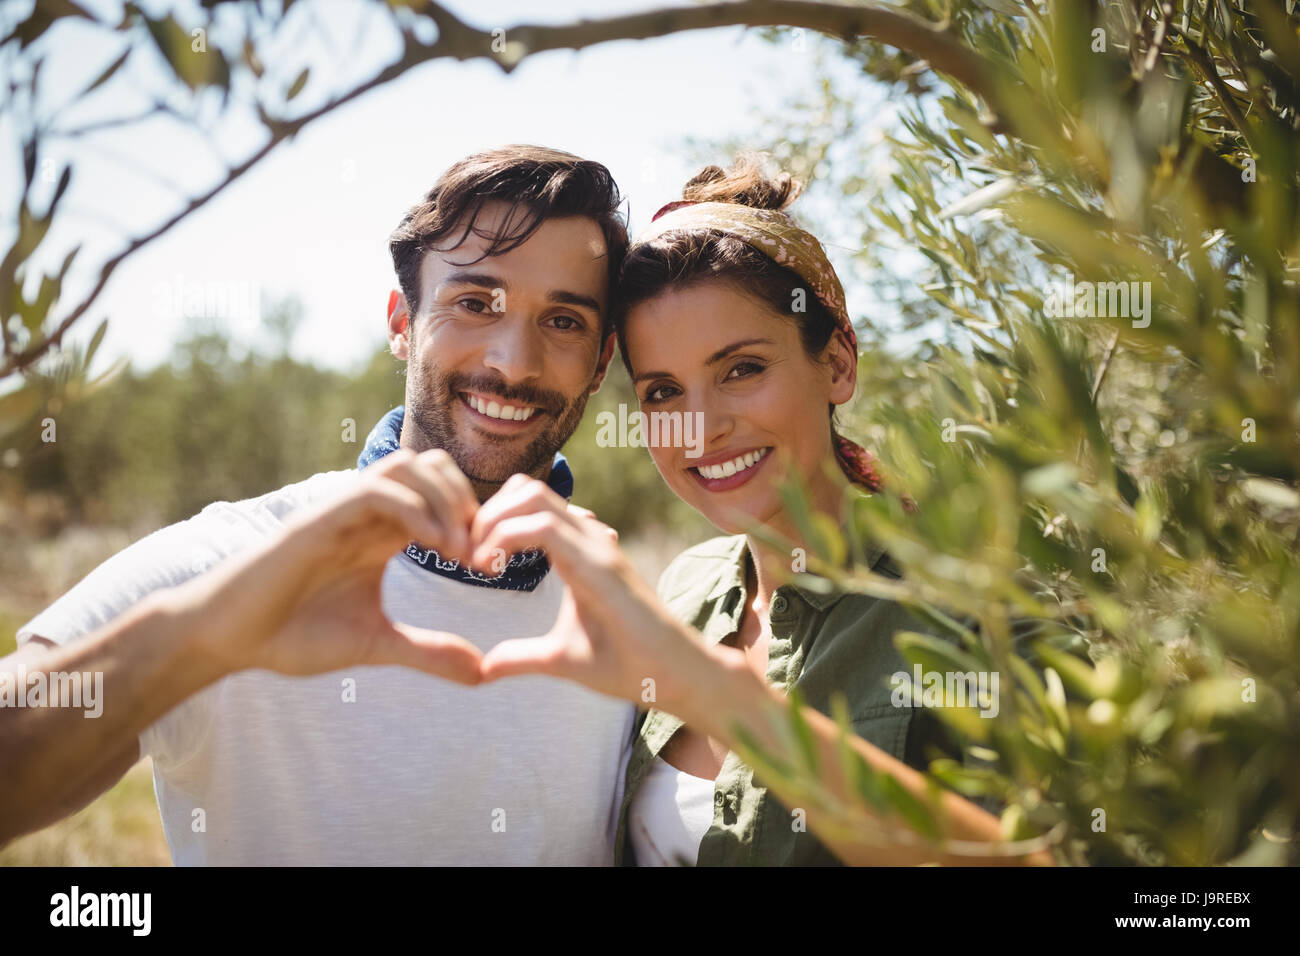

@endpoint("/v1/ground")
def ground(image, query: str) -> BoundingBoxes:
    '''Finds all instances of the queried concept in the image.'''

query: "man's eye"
[458,297,488,313]
[549,314,581,331]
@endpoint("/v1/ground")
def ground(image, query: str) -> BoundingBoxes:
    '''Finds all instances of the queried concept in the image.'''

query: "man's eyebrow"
[440,273,598,313]
[549,290,601,313]
[633,337,777,383]
[441,271,504,290]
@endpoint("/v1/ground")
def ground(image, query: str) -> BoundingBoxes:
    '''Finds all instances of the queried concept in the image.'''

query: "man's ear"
[828,329,857,407]
[387,289,411,360]
[588,330,618,394]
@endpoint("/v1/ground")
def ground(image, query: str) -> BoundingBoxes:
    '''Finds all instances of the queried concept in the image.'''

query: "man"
[1,145,637,864]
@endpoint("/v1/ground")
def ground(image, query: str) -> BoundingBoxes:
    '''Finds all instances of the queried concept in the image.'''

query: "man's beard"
[405,360,592,493]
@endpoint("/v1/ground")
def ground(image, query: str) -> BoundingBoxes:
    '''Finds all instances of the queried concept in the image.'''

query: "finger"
[366,447,417,478]
[383,450,477,561]
[470,511,591,578]
[479,635,567,682]
[350,480,450,555]
[373,622,485,685]
[471,475,572,551]
[422,449,479,529]
[564,502,619,543]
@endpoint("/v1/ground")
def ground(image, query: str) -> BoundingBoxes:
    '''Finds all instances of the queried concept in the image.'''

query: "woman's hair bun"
[680,153,802,211]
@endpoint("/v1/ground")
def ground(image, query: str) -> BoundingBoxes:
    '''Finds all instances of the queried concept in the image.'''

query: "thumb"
[480,634,567,683]
[371,621,485,685]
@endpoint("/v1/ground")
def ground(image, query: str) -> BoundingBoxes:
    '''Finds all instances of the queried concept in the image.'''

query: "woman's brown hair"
[615,154,839,365]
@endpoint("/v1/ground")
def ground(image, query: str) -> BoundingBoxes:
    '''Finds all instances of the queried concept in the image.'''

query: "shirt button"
[772,594,789,614]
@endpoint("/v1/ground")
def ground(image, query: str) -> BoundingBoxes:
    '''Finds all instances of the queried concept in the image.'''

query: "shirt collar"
[705,511,888,618]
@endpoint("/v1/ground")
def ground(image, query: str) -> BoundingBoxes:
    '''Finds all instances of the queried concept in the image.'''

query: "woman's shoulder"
[653,534,747,603]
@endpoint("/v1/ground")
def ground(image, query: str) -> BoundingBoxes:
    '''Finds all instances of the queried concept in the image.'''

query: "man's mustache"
[444,372,568,419]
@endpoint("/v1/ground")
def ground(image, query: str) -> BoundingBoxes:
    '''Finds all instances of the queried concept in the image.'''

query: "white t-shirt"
[17,469,636,865]
[628,755,714,867]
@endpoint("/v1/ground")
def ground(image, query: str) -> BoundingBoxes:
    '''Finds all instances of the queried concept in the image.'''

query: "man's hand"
[184,448,485,683]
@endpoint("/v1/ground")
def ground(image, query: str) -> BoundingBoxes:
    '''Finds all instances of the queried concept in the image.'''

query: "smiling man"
[5,146,638,864]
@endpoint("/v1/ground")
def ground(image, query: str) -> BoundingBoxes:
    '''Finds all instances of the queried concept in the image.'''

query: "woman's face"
[624,281,855,536]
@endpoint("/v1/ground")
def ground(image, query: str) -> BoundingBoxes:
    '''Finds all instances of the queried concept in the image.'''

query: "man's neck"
[398,414,553,504]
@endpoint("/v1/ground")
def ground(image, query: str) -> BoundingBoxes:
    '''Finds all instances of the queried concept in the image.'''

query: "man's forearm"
[0,590,233,843]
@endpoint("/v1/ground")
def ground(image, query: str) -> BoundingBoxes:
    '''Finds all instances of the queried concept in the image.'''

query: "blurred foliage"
[729,0,1300,866]
[2,305,404,531]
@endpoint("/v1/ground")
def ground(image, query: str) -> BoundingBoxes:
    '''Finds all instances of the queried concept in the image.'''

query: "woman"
[467,157,1054,866]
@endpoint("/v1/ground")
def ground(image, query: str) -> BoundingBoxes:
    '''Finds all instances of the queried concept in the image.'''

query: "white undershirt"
[628,755,715,866]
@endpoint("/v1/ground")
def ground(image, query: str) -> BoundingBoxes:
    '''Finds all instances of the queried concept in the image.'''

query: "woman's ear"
[827,327,857,406]
[387,290,411,360]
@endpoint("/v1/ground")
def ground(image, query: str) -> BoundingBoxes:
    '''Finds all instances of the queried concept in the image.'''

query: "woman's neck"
[744,466,850,614]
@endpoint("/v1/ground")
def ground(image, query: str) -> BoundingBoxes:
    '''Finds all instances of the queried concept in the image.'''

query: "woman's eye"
[726,361,764,380]
[644,384,677,403]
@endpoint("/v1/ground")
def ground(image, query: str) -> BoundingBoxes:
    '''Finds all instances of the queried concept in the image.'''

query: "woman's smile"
[686,445,773,492]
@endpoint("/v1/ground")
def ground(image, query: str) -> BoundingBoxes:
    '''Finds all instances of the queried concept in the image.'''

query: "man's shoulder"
[15,469,362,649]
[194,469,360,532]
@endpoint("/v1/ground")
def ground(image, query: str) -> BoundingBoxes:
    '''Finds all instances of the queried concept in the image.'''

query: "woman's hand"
[182,447,485,684]
[468,475,723,712]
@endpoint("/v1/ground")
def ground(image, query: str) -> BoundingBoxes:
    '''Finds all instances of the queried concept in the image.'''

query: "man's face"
[388,201,615,500]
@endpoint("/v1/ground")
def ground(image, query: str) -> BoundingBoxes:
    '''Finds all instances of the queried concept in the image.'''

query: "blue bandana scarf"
[356,406,573,592]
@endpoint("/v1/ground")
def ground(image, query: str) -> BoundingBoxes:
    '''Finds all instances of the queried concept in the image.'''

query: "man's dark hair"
[389,145,628,336]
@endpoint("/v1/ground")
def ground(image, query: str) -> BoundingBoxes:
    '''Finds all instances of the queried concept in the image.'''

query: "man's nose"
[482,317,544,384]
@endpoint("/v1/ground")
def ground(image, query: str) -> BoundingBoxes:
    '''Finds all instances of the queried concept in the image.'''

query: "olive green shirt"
[613,533,962,867]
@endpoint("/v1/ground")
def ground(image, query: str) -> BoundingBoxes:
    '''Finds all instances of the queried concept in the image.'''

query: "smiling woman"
[541,154,1048,866]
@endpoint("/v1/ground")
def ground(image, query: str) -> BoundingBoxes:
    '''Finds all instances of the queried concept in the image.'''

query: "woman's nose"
[692,395,736,450]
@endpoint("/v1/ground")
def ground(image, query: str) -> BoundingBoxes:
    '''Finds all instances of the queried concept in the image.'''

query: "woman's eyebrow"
[704,337,776,365]
[633,337,776,383]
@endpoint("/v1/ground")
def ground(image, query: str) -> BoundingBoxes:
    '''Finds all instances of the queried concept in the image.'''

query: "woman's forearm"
[661,638,1055,866]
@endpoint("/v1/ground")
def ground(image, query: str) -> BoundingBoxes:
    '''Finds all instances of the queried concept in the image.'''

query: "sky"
[5,0,895,374]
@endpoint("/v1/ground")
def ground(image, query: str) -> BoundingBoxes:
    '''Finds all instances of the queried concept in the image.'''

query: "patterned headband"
[631,200,881,493]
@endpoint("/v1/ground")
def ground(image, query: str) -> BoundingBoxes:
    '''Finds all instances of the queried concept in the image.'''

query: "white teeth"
[466,394,536,421]
[697,447,769,480]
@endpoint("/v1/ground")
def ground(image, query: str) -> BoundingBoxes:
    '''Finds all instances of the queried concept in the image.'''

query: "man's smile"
[458,390,545,431]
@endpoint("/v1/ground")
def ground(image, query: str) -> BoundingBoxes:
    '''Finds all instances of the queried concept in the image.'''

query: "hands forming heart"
[185,447,707,717]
